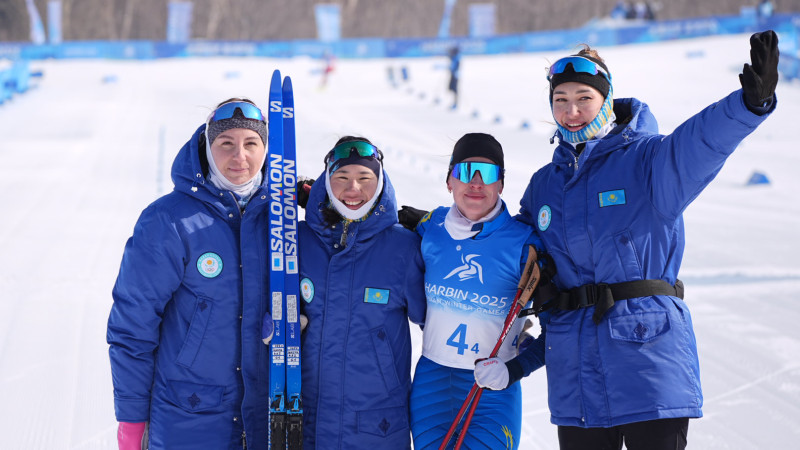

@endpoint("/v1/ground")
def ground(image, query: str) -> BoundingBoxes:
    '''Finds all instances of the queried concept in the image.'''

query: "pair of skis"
[440,245,541,450]
[267,69,302,449]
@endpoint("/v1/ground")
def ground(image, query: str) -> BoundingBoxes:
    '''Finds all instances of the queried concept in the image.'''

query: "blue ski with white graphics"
[267,69,303,449]
[267,69,287,449]
[281,76,303,450]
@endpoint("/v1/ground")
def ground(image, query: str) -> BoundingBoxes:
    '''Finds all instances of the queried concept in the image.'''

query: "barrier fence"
[1,12,799,105]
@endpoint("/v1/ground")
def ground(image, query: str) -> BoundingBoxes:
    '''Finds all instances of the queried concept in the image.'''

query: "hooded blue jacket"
[107,125,271,449]
[517,91,774,427]
[298,169,426,449]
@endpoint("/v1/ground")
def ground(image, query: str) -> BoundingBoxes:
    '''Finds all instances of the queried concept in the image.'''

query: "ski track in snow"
[1,34,799,448]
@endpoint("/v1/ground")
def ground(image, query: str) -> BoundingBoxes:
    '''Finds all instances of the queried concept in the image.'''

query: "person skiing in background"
[447,46,461,109]
[473,31,779,449]
[319,50,336,89]
[298,136,426,448]
[107,98,272,449]
[408,133,550,449]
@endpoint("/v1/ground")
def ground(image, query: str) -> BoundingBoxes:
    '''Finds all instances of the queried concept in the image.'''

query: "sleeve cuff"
[746,95,775,115]
[114,397,151,423]
[506,358,525,387]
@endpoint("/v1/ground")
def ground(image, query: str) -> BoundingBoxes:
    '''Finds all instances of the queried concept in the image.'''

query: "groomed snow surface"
[0,33,798,448]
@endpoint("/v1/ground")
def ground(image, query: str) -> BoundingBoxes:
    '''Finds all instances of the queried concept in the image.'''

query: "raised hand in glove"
[398,205,428,231]
[297,177,315,209]
[739,30,779,112]
[474,357,510,390]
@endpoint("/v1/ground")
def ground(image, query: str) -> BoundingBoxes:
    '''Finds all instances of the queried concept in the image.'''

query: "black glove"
[297,177,315,209]
[739,30,779,112]
[397,205,428,231]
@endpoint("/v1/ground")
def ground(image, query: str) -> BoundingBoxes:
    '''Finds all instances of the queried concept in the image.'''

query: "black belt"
[553,279,684,324]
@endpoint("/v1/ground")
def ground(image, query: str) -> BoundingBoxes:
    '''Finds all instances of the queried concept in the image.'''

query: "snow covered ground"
[1,33,799,449]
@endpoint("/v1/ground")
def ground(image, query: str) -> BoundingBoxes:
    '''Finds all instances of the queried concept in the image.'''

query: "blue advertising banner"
[25,0,46,44]
[47,1,62,44]
[438,0,458,38]
[3,11,799,65]
[167,1,193,44]
[469,4,496,38]
[315,4,341,42]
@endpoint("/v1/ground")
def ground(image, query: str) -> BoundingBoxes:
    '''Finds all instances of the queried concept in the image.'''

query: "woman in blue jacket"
[298,136,427,449]
[107,99,272,449]
[474,32,779,449]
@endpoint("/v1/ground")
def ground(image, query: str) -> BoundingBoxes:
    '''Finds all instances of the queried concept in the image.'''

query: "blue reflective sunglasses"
[208,101,265,123]
[450,162,504,184]
[325,141,383,167]
[547,56,611,81]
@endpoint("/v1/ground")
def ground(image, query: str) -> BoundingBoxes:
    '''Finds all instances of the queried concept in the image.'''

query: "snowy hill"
[0,33,798,449]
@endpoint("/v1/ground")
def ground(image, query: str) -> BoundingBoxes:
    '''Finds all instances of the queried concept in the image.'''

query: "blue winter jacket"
[107,125,271,449]
[298,169,427,449]
[517,91,774,428]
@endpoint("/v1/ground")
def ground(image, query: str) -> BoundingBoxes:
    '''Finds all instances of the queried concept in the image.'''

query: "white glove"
[474,357,509,390]
[262,313,274,345]
[299,314,308,332]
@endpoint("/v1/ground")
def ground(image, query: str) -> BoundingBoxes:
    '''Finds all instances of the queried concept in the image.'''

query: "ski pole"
[439,245,541,450]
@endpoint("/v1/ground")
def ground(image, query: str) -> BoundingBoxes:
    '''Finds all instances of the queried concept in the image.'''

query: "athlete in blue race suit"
[298,137,427,449]
[475,32,779,450]
[410,133,548,449]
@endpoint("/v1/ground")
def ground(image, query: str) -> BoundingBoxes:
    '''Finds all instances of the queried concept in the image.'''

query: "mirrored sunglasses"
[208,101,265,123]
[325,141,383,167]
[450,162,504,184]
[547,56,611,81]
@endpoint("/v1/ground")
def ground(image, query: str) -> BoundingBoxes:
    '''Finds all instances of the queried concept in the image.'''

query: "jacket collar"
[305,168,400,243]
[552,97,659,165]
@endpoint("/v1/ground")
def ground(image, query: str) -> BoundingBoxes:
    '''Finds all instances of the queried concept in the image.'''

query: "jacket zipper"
[339,220,350,248]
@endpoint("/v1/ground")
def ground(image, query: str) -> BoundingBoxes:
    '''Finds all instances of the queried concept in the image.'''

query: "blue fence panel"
[0,69,8,104]
[0,12,797,62]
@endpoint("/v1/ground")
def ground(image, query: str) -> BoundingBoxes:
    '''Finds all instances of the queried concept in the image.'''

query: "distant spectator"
[610,1,630,20]
[625,2,637,19]
[758,0,774,21]
[634,2,647,19]
[319,50,336,89]
[645,2,657,21]
[447,46,461,109]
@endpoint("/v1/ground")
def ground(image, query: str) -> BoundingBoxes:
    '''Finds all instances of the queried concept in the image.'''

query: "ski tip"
[282,76,293,90]
[271,70,282,85]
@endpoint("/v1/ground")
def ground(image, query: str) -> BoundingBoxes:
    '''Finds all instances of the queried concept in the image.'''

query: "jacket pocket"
[176,296,213,368]
[357,405,409,437]
[608,311,670,344]
[614,230,643,279]
[370,326,402,394]
[165,379,224,413]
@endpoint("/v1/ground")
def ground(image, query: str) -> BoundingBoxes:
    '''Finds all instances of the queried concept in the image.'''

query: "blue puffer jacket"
[518,91,774,428]
[298,169,427,449]
[107,125,271,449]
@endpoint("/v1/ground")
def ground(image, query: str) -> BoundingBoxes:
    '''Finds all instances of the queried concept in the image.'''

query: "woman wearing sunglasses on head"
[297,136,426,448]
[107,98,273,449]
[408,133,550,449]
[472,32,779,449]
